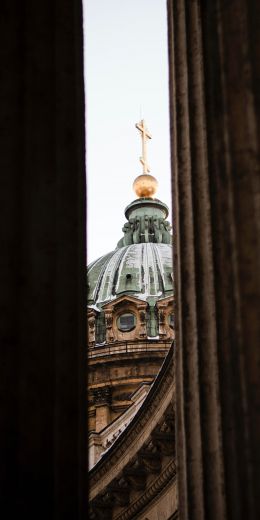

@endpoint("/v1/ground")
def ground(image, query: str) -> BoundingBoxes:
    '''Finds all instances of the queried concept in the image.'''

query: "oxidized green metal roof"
[87,196,173,309]
[87,242,173,308]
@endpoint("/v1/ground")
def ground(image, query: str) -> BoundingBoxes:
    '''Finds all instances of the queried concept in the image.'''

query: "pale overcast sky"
[83,0,171,264]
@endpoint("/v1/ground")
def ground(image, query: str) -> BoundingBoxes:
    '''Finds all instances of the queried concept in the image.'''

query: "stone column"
[158,307,167,338]
[0,2,86,518]
[137,303,147,338]
[105,311,114,343]
[93,387,112,433]
[88,310,97,347]
[168,1,260,519]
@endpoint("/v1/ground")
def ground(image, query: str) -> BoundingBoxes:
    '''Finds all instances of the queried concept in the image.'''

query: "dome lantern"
[116,120,172,248]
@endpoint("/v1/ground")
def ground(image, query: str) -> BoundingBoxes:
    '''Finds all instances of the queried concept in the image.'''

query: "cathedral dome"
[87,242,173,308]
[87,120,174,447]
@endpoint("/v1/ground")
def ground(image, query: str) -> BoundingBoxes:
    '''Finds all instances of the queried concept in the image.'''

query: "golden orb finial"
[133,174,158,198]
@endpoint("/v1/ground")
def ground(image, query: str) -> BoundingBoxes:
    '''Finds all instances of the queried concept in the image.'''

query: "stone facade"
[88,348,177,520]
[88,267,174,434]
[87,194,174,436]
[88,295,175,346]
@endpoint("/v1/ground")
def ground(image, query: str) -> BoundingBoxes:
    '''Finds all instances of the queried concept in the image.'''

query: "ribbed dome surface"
[87,243,173,308]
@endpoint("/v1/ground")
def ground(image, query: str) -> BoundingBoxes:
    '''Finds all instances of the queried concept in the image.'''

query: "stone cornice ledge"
[89,343,175,499]
[114,459,177,520]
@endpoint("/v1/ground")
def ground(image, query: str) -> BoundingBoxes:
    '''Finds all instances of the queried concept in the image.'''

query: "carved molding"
[93,387,112,406]
[156,297,174,340]
[104,311,114,343]
[138,308,147,338]
[117,215,172,247]
[88,308,98,346]
[89,346,174,498]
[114,460,177,520]
[87,296,175,346]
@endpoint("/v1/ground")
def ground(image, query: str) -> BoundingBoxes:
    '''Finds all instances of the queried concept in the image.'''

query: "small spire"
[135,119,152,174]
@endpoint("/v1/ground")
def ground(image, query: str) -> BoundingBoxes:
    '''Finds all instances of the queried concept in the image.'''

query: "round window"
[117,312,136,332]
[168,313,175,329]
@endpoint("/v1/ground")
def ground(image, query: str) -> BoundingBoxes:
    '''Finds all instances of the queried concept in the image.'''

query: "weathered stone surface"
[0,1,86,517]
[168,0,260,519]
[87,193,174,436]
[88,347,177,520]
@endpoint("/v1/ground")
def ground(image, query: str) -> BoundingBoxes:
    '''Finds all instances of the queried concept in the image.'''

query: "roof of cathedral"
[87,119,173,309]
[87,242,173,308]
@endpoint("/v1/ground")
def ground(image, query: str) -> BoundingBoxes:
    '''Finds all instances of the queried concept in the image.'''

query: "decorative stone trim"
[114,460,176,520]
[88,340,171,359]
[102,295,149,343]
[93,387,112,406]
[89,384,151,470]
[89,345,174,496]
[156,296,174,340]
[137,308,147,338]
[104,311,114,343]
[88,308,98,346]
[158,309,167,337]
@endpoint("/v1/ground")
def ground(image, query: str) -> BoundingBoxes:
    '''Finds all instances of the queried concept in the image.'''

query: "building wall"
[88,295,174,433]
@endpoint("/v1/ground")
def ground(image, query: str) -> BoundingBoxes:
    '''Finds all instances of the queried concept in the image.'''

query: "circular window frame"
[117,312,136,333]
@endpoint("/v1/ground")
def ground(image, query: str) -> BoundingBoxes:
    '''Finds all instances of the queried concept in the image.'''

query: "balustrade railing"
[88,339,171,358]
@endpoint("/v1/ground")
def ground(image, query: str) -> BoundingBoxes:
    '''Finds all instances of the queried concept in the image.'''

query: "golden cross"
[135,119,152,174]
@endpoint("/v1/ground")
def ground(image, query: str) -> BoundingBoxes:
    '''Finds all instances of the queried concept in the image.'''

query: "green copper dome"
[87,242,173,308]
[87,191,173,310]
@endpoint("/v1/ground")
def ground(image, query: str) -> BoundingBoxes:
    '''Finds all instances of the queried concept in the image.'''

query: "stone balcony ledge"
[88,339,171,359]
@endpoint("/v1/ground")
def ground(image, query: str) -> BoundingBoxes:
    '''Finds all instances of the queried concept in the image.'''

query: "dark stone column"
[0,1,86,518]
[167,1,260,519]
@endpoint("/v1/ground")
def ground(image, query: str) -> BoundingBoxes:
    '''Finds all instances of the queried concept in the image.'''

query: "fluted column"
[168,1,260,519]
[0,1,86,518]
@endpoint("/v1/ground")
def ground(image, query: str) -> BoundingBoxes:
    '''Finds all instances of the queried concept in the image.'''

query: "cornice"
[102,294,148,311]
[114,459,177,520]
[156,295,174,306]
